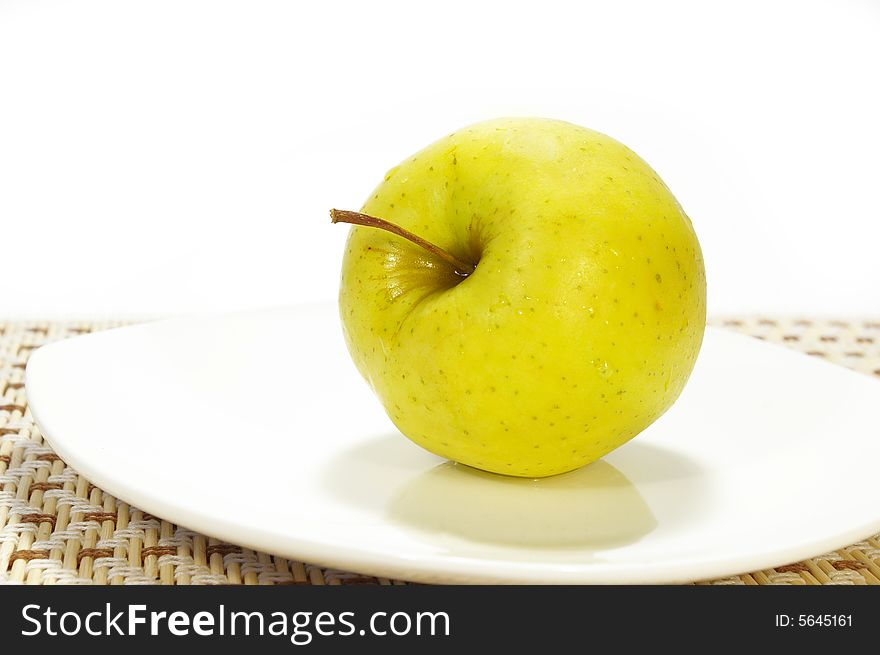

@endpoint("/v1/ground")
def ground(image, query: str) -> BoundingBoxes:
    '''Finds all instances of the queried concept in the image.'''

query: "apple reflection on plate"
[387,459,657,550]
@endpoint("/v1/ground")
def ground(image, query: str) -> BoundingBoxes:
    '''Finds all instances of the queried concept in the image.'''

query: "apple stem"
[330,209,476,277]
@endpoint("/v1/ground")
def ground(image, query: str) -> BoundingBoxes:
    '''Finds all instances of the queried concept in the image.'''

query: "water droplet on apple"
[489,294,510,313]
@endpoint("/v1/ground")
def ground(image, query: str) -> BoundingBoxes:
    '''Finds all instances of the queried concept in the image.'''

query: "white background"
[1,0,878,319]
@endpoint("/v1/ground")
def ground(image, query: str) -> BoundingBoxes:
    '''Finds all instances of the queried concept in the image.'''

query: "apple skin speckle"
[338,117,707,478]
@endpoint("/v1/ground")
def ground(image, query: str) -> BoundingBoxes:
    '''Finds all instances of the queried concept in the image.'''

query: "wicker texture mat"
[1,317,879,585]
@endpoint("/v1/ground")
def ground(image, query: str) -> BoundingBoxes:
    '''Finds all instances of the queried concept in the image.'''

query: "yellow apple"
[335,117,706,477]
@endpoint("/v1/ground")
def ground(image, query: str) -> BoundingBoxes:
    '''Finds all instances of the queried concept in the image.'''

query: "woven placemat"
[1,317,879,585]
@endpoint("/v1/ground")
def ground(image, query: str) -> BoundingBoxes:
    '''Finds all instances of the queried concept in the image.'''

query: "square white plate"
[25,304,880,583]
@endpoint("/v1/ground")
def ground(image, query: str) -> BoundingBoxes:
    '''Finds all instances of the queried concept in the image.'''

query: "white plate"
[25,304,880,584]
